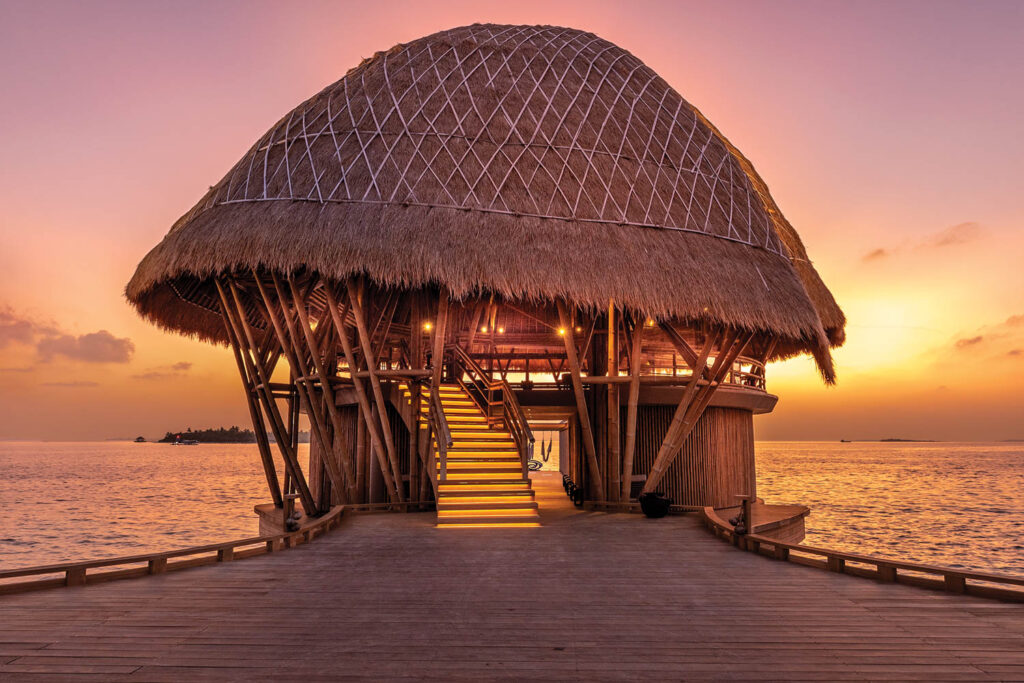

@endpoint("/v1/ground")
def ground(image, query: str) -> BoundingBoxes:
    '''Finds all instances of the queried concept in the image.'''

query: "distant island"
[159,426,256,443]
[158,426,310,444]
[879,438,936,443]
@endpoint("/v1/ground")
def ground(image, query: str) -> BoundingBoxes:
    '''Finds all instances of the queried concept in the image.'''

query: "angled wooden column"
[643,329,753,494]
[282,274,359,500]
[620,313,644,501]
[659,321,700,369]
[346,279,405,502]
[215,278,318,516]
[606,300,621,502]
[640,327,723,495]
[556,299,605,499]
[220,307,282,507]
[324,284,401,503]
[251,274,348,505]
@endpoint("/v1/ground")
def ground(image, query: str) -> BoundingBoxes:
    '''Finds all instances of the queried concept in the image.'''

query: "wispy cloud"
[947,313,1024,357]
[42,381,100,388]
[954,335,984,349]
[0,306,134,364]
[132,361,193,381]
[925,222,983,248]
[38,331,134,363]
[863,221,985,263]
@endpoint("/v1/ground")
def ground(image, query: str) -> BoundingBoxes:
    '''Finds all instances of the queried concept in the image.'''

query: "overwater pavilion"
[127,24,844,528]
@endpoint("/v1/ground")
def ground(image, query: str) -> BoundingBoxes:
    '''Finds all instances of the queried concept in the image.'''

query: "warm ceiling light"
[645,318,655,327]
[480,326,488,333]
[497,327,505,334]
[575,326,582,332]
[557,328,566,336]
[423,322,432,331]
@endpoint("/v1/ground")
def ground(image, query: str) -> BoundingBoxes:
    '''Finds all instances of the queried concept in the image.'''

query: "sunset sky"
[1,0,1021,441]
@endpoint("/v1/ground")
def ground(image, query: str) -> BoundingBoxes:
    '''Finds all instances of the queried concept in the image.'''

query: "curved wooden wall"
[628,406,755,507]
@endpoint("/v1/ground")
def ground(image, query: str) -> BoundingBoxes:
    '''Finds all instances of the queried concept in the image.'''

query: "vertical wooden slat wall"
[628,406,756,507]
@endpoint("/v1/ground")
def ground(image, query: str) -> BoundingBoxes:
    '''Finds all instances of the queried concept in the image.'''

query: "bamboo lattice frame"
[128,24,844,376]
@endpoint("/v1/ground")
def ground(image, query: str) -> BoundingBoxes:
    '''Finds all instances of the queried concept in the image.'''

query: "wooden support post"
[643,330,753,494]
[641,328,723,495]
[556,299,605,499]
[281,274,359,500]
[408,292,423,506]
[606,300,620,502]
[220,309,283,508]
[356,411,367,503]
[216,278,319,517]
[431,292,449,388]
[323,284,401,503]
[252,274,349,505]
[347,279,405,502]
[621,314,644,501]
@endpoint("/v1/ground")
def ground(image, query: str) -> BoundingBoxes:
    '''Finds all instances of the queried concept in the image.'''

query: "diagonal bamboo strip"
[251,274,346,505]
[643,329,754,494]
[278,274,359,500]
[556,299,605,499]
[346,279,406,502]
[642,327,724,495]
[281,275,358,500]
[216,278,318,516]
[323,283,401,503]
[219,302,283,507]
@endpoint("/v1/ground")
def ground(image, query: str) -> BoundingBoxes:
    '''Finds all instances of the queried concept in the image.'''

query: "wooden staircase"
[401,383,540,528]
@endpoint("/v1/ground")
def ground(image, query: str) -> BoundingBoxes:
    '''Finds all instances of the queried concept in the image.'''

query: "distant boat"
[171,439,199,446]
[134,436,146,443]
[840,439,852,443]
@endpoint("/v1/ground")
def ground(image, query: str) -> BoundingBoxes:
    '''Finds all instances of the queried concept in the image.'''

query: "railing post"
[65,567,86,587]
[945,573,967,594]
[148,558,167,574]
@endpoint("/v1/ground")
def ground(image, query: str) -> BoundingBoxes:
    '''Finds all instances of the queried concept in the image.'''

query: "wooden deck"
[1,474,1022,681]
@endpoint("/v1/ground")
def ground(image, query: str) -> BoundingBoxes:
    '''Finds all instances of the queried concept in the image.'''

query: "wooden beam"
[216,278,318,516]
[641,328,724,496]
[607,300,620,502]
[621,313,644,501]
[346,279,406,502]
[323,284,401,503]
[408,292,422,505]
[556,300,605,499]
[281,274,359,500]
[220,305,282,508]
[658,321,700,372]
[643,330,754,494]
[430,292,449,388]
[252,274,347,506]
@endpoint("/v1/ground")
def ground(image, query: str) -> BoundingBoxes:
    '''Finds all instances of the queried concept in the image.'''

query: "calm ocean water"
[0,440,1021,576]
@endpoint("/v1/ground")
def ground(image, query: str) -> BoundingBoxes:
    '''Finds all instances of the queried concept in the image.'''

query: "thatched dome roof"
[127,23,844,379]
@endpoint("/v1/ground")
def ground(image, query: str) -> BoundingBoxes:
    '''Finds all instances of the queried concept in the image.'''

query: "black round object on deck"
[639,492,671,518]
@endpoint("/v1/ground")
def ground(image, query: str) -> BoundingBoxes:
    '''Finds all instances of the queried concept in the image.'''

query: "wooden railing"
[702,506,1024,602]
[451,347,534,477]
[0,506,345,596]
[425,379,453,483]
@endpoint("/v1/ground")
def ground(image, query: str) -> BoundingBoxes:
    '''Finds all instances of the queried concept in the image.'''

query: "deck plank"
[0,474,1020,681]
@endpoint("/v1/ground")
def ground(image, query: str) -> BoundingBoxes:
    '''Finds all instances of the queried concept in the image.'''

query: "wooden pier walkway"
[1,474,1022,681]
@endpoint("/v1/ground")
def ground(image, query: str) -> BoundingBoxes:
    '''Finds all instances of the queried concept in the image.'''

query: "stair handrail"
[450,346,534,478]
[497,376,535,478]
[449,346,492,417]
[426,379,453,482]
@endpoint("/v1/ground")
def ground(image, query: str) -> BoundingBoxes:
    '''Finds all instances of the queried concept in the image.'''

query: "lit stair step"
[437,500,538,511]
